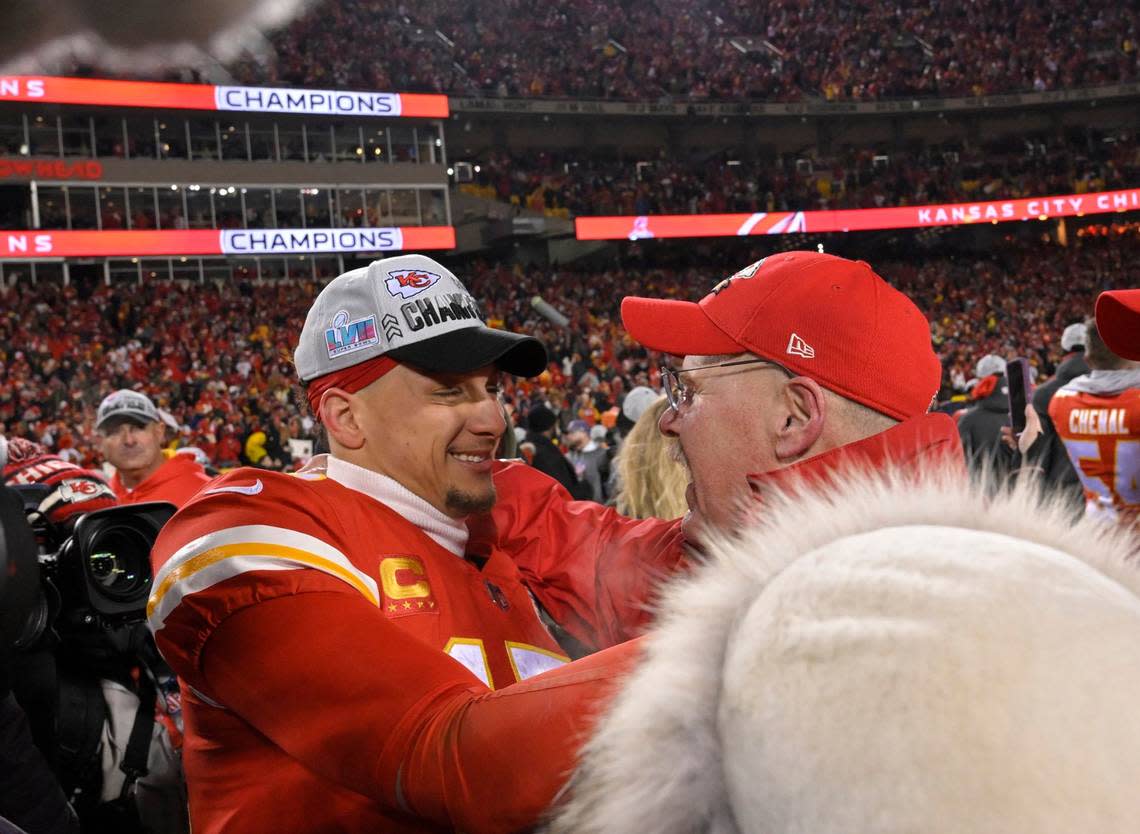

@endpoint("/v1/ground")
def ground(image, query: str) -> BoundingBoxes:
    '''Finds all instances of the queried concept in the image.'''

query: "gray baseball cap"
[974,354,1005,379]
[294,254,546,382]
[96,389,160,431]
[622,385,660,423]
[1061,322,1087,352]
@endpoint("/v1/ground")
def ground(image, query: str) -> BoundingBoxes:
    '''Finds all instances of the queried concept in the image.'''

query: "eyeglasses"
[659,358,789,412]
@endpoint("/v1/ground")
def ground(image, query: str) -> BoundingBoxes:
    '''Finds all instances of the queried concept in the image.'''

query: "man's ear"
[320,388,365,450]
[773,376,826,462]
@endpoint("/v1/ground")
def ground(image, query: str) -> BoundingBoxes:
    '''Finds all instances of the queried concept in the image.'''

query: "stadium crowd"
[5,2,1139,832]
[230,0,1140,101]
[2,234,1135,472]
[462,132,1140,218]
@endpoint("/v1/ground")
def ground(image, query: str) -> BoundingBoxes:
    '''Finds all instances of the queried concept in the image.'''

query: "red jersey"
[111,452,212,508]
[148,458,683,834]
[1049,376,1140,526]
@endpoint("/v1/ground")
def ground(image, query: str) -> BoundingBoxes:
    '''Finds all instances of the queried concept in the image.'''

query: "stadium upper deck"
[232,0,1140,103]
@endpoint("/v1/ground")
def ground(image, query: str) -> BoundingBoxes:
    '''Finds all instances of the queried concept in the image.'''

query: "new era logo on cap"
[385,269,443,299]
[786,333,816,359]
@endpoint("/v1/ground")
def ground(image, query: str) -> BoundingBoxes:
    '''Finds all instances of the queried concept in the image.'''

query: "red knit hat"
[621,251,941,421]
[1,437,117,527]
[1096,289,1140,361]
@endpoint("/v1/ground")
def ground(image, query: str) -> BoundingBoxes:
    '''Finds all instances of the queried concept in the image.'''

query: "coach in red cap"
[621,250,963,540]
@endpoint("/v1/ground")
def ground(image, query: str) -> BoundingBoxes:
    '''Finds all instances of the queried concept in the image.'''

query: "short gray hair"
[825,390,899,438]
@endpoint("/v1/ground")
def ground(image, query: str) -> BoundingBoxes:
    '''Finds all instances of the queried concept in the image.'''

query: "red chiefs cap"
[1095,289,1140,361]
[621,251,941,421]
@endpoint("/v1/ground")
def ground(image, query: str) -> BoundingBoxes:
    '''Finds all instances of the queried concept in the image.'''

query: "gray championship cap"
[96,389,160,431]
[294,254,547,382]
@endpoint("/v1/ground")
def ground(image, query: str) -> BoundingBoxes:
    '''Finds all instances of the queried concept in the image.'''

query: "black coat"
[958,375,1011,476]
[0,692,78,834]
[1029,352,1089,503]
[524,432,591,500]
[1032,352,1090,417]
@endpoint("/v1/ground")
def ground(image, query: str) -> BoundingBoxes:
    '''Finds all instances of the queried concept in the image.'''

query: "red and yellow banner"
[0,76,449,119]
[575,187,1140,240]
[0,226,456,258]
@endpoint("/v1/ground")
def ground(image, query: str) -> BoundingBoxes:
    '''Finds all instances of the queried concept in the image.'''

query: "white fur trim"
[545,467,1140,834]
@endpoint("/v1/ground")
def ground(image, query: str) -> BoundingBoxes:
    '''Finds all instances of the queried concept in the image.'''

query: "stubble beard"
[446,484,497,516]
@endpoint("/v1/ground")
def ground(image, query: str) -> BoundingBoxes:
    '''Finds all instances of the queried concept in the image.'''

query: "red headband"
[305,355,398,420]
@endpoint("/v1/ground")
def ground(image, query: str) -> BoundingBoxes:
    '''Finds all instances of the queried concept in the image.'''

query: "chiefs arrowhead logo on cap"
[385,269,442,299]
[710,258,766,295]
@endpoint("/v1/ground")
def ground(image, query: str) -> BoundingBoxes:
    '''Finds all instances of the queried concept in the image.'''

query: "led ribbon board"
[0,76,449,118]
[575,187,1140,240]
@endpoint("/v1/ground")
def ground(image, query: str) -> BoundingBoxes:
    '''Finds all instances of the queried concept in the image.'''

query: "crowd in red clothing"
[466,132,1140,217]
[229,0,1140,101]
[0,276,312,471]
[2,234,1136,469]
[891,232,1139,391]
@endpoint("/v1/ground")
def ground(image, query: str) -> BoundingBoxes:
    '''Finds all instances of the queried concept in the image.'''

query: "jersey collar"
[321,454,469,557]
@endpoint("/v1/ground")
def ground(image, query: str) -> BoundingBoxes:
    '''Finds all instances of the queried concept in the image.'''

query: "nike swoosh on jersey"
[203,479,264,496]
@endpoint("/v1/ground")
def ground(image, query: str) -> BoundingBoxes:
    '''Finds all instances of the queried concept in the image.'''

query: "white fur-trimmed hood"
[545,467,1140,834]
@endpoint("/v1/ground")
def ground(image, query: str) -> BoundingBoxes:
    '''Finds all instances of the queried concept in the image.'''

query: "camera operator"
[1,435,188,834]
[2,435,118,759]
[0,481,78,834]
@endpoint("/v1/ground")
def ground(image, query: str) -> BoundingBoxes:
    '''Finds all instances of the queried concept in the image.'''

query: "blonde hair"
[613,396,689,520]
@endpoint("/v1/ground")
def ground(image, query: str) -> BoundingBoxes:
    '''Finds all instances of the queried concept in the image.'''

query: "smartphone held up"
[1005,357,1034,435]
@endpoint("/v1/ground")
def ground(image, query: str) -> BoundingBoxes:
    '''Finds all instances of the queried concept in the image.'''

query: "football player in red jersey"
[1049,315,1140,527]
[147,255,684,834]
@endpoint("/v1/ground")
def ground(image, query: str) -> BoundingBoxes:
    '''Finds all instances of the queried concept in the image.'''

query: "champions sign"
[0,76,449,119]
[575,187,1140,241]
[0,226,455,258]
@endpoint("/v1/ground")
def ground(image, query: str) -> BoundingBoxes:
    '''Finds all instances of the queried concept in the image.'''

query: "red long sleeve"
[476,461,687,649]
[202,592,638,833]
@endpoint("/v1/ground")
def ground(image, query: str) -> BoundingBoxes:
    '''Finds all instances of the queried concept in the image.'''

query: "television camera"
[2,485,174,652]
